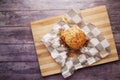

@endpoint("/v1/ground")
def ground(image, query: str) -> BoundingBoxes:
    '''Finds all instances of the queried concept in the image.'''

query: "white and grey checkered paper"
[41,9,111,78]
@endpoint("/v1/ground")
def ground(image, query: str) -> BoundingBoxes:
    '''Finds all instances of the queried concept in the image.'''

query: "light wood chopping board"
[30,5,119,77]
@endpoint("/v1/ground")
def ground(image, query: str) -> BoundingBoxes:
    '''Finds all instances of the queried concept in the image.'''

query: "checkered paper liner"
[41,9,111,78]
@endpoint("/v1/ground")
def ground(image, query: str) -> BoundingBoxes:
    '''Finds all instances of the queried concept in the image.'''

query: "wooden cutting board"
[30,5,119,77]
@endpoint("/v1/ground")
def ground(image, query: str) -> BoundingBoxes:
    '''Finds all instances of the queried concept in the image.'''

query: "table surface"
[0,0,120,80]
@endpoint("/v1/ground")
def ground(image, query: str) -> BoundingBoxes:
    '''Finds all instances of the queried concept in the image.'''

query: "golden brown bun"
[61,27,87,50]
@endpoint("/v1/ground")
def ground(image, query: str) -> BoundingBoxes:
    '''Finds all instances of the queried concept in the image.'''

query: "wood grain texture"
[31,6,119,76]
[0,27,33,43]
[0,9,120,27]
[0,0,120,80]
[0,61,120,80]
[0,62,44,80]
[0,0,106,10]
[0,44,37,61]
[0,10,66,26]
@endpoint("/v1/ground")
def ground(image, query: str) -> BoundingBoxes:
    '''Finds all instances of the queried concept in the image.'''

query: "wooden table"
[0,0,120,80]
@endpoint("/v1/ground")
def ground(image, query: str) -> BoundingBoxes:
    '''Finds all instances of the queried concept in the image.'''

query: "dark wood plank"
[107,5,120,33]
[0,0,119,27]
[0,5,119,27]
[0,74,42,80]
[0,62,40,74]
[0,44,37,61]
[0,10,119,27]
[70,61,120,80]
[0,61,120,80]
[0,27,33,43]
[106,0,120,56]
[0,0,106,11]
[106,0,120,10]
[113,33,120,43]
[116,43,120,58]
[0,10,67,26]
[0,62,44,80]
